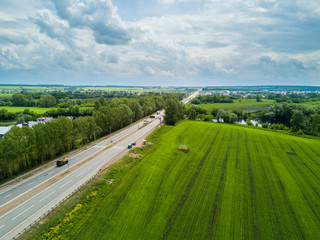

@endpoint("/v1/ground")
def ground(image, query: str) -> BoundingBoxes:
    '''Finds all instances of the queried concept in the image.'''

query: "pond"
[212,118,262,127]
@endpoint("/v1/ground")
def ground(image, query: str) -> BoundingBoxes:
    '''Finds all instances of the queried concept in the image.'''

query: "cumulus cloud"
[0,0,320,85]
[51,0,131,45]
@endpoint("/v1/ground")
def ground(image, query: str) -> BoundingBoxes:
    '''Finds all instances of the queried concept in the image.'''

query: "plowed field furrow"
[206,129,232,239]
[252,134,282,239]
[161,129,221,240]
[245,132,261,240]
[265,135,315,238]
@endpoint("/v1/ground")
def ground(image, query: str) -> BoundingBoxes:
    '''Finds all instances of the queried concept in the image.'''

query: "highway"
[182,89,201,104]
[0,90,200,239]
[0,118,152,209]
[0,115,163,239]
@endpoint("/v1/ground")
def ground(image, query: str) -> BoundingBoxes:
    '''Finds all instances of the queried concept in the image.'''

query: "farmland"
[0,106,51,114]
[187,98,274,111]
[35,121,320,239]
[299,100,320,106]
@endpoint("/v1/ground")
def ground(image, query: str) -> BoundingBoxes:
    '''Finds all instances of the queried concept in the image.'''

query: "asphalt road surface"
[0,116,157,209]
[0,115,163,239]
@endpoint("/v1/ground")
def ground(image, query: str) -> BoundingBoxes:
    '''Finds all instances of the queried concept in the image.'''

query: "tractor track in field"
[287,144,320,183]
[206,129,232,239]
[265,136,307,239]
[99,169,142,236]
[144,152,177,226]
[245,132,261,240]
[292,140,320,167]
[170,127,210,191]
[182,128,222,239]
[285,144,320,223]
[302,142,320,159]
[161,129,221,240]
[72,180,122,240]
[235,130,240,169]
[74,167,143,240]
[253,134,283,238]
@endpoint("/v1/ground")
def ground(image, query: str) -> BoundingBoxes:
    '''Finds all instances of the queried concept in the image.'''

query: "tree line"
[191,95,233,105]
[0,91,149,108]
[258,103,320,135]
[0,94,183,181]
[187,102,320,136]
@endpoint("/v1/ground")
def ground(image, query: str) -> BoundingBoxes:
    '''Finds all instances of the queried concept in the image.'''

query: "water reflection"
[212,119,262,127]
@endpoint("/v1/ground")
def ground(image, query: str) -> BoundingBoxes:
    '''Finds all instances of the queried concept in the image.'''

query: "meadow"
[34,121,320,240]
[0,85,67,91]
[0,93,12,98]
[187,98,274,111]
[299,100,320,106]
[0,106,51,114]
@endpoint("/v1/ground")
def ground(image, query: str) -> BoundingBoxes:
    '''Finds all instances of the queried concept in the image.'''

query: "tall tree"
[216,109,226,122]
[164,99,185,125]
[12,94,27,106]
[188,109,197,120]
[39,95,56,108]
[290,110,307,131]
[311,114,320,135]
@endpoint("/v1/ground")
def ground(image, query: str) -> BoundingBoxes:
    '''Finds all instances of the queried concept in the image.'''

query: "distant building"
[37,116,53,123]
[0,126,13,138]
[26,121,39,128]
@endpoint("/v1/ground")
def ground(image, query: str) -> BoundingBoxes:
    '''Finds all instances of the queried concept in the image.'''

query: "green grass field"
[299,100,320,106]
[0,106,51,114]
[187,98,274,111]
[40,121,320,240]
[0,86,67,91]
[77,86,189,93]
[0,93,12,98]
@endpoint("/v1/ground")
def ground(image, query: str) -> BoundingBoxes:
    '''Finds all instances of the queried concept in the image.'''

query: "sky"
[0,0,319,86]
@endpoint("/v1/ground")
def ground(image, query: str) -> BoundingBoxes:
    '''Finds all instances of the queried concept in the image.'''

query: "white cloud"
[0,0,319,85]
[51,0,132,45]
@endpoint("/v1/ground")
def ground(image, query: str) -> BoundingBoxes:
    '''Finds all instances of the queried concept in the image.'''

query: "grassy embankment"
[26,121,320,239]
[187,98,274,111]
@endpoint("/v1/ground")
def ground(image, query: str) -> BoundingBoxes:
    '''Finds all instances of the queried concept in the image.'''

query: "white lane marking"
[59,179,72,189]
[88,165,94,170]
[0,225,4,229]
[76,172,84,178]
[3,194,12,199]
[28,181,34,186]
[39,191,55,202]
[12,205,33,221]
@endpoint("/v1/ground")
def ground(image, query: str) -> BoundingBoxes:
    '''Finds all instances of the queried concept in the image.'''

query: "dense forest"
[0,94,183,181]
